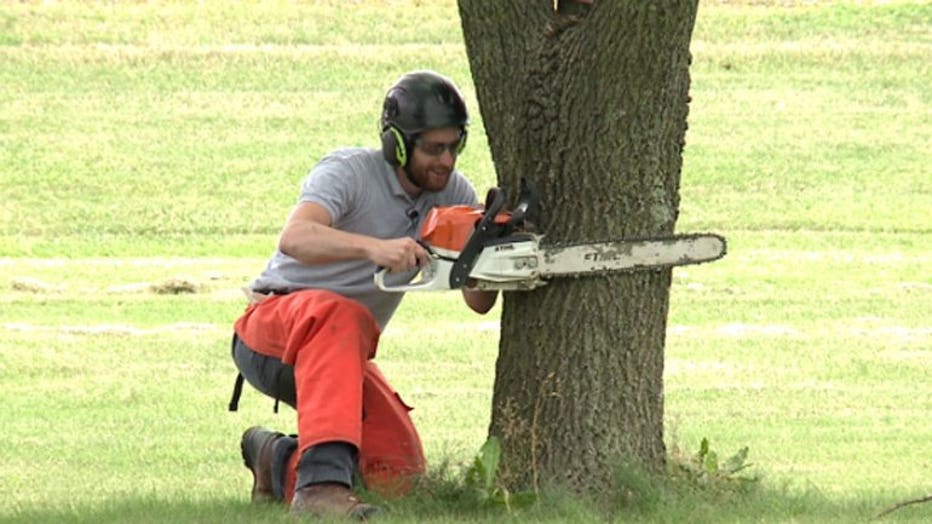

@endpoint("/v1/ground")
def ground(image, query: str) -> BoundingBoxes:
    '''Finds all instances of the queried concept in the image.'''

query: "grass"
[1,0,930,522]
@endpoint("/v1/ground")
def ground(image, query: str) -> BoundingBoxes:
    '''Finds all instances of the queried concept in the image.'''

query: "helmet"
[380,70,469,167]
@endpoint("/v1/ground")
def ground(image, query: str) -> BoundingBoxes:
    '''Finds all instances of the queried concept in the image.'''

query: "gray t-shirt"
[251,147,479,330]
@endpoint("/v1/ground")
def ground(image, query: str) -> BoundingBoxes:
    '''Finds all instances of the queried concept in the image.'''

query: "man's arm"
[279,202,429,273]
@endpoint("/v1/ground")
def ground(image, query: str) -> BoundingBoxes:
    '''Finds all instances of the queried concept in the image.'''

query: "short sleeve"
[298,154,362,223]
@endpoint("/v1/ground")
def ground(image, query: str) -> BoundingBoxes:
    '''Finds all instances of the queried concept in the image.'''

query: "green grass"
[1,0,930,522]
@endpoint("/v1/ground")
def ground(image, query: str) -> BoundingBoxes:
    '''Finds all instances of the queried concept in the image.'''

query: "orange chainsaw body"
[420,205,511,253]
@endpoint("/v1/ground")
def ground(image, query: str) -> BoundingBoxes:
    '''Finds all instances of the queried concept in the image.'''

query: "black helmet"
[380,70,469,167]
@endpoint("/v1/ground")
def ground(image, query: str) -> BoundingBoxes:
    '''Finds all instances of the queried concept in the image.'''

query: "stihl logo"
[584,252,624,262]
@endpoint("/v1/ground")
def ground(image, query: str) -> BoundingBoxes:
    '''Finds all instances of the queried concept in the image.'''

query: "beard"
[405,161,452,193]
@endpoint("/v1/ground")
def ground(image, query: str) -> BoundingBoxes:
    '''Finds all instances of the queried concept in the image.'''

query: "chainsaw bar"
[538,233,727,278]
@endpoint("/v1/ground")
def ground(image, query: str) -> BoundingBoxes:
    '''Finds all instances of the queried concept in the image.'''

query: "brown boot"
[291,482,381,520]
[240,426,285,502]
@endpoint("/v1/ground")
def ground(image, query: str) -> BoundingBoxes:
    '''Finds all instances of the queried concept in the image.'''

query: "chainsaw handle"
[448,187,508,288]
[373,256,452,292]
[506,178,537,229]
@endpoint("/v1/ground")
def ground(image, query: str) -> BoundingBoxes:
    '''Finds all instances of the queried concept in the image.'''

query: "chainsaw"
[374,182,726,292]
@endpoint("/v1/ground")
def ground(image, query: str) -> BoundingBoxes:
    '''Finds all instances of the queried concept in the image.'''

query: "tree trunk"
[458,1,699,492]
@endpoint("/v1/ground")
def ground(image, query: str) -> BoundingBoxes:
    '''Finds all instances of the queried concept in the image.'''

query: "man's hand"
[369,237,430,273]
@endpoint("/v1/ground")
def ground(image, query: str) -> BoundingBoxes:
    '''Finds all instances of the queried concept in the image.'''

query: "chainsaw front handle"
[373,256,454,292]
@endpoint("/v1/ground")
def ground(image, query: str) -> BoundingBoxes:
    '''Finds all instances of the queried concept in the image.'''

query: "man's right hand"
[369,237,429,273]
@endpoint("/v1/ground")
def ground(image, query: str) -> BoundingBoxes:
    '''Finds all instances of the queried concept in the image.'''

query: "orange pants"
[234,289,425,498]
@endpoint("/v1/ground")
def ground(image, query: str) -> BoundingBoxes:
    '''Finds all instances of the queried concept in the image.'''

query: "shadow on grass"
[2,498,286,524]
[3,477,929,523]
[375,459,932,524]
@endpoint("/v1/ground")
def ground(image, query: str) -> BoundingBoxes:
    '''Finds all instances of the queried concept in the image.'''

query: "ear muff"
[381,126,408,167]
[455,129,468,155]
[391,127,408,167]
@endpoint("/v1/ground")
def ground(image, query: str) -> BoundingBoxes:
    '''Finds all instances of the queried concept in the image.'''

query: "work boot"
[291,482,381,520]
[240,426,285,503]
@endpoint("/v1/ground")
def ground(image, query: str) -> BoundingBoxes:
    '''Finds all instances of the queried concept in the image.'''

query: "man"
[230,70,497,520]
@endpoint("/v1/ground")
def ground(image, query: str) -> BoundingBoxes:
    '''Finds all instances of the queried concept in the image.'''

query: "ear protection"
[454,129,469,155]
[381,126,409,167]
[381,126,469,168]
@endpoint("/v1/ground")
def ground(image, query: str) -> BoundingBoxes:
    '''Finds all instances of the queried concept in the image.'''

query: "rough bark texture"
[458,1,699,493]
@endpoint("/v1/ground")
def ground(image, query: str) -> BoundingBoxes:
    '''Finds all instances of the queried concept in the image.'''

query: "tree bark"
[458,1,699,492]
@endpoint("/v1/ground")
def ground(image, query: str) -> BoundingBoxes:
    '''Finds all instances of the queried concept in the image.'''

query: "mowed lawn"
[1,1,929,523]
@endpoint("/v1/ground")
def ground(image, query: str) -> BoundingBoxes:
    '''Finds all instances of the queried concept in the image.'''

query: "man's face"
[405,126,466,192]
